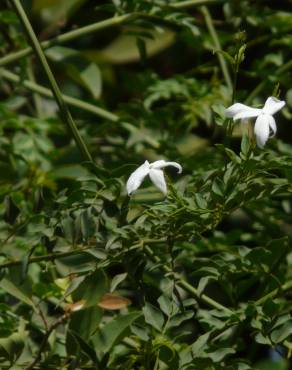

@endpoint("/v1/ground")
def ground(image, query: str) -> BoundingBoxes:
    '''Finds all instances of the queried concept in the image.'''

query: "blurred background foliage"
[0,0,292,369]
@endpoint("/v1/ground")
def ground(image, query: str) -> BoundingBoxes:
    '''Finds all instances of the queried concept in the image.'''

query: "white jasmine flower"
[225,97,285,148]
[126,160,182,196]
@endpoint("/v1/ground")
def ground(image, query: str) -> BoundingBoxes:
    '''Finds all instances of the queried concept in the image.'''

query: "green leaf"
[197,276,216,296]
[69,306,103,340]
[110,272,128,293]
[271,320,292,343]
[0,278,36,309]
[61,215,75,243]
[143,302,165,332]
[168,311,194,328]
[241,135,250,157]
[255,332,272,345]
[72,269,108,308]
[3,195,20,225]
[191,332,210,357]
[68,329,98,363]
[91,312,141,353]
[79,62,102,99]
[97,29,175,64]
[131,324,149,341]
[33,0,87,25]
[0,333,24,362]
[46,46,102,98]
[158,295,178,317]
[208,347,236,362]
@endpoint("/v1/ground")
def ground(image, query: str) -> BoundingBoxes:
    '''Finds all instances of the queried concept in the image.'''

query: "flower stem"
[10,0,93,163]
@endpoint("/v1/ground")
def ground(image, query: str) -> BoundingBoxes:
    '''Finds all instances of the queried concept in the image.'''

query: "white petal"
[150,160,167,168]
[126,161,150,195]
[262,97,285,115]
[225,103,261,121]
[151,160,182,173]
[254,114,270,148]
[268,115,277,137]
[233,108,262,121]
[225,103,249,117]
[149,169,167,195]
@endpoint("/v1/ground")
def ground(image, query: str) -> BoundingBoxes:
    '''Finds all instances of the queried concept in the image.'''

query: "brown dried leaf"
[65,299,85,313]
[97,293,131,310]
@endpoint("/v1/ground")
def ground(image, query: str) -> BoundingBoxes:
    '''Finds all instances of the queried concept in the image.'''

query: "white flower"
[225,97,285,148]
[126,160,182,196]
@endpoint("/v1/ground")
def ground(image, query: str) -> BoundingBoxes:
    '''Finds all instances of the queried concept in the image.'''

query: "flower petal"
[233,108,262,121]
[151,160,182,174]
[225,103,250,117]
[254,114,270,148]
[126,161,150,195]
[268,115,277,137]
[262,97,285,115]
[225,103,261,120]
[149,168,167,195]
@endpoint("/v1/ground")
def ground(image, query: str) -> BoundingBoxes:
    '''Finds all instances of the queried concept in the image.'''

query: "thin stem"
[231,52,240,104]
[0,0,220,68]
[0,13,134,67]
[245,80,266,105]
[26,58,42,117]
[172,0,219,8]
[245,59,292,104]
[0,248,90,269]
[200,6,232,91]
[10,0,93,163]
[144,244,233,314]
[25,313,68,370]
[255,280,292,306]
[0,68,119,121]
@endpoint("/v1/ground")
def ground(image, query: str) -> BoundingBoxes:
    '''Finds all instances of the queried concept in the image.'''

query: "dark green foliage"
[0,0,291,369]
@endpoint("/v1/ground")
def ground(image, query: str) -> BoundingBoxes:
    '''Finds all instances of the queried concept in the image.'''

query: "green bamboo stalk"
[0,68,119,121]
[10,0,93,163]
[0,0,220,68]
[200,6,233,91]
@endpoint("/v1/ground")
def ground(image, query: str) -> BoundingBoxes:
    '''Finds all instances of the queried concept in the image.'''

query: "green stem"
[144,244,233,314]
[172,0,219,8]
[200,6,232,91]
[0,0,220,68]
[26,58,42,117]
[245,59,292,104]
[25,313,68,370]
[0,248,89,269]
[10,0,93,163]
[245,81,266,105]
[255,280,292,306]
[0,13,134,67]
[0,68,119,121]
